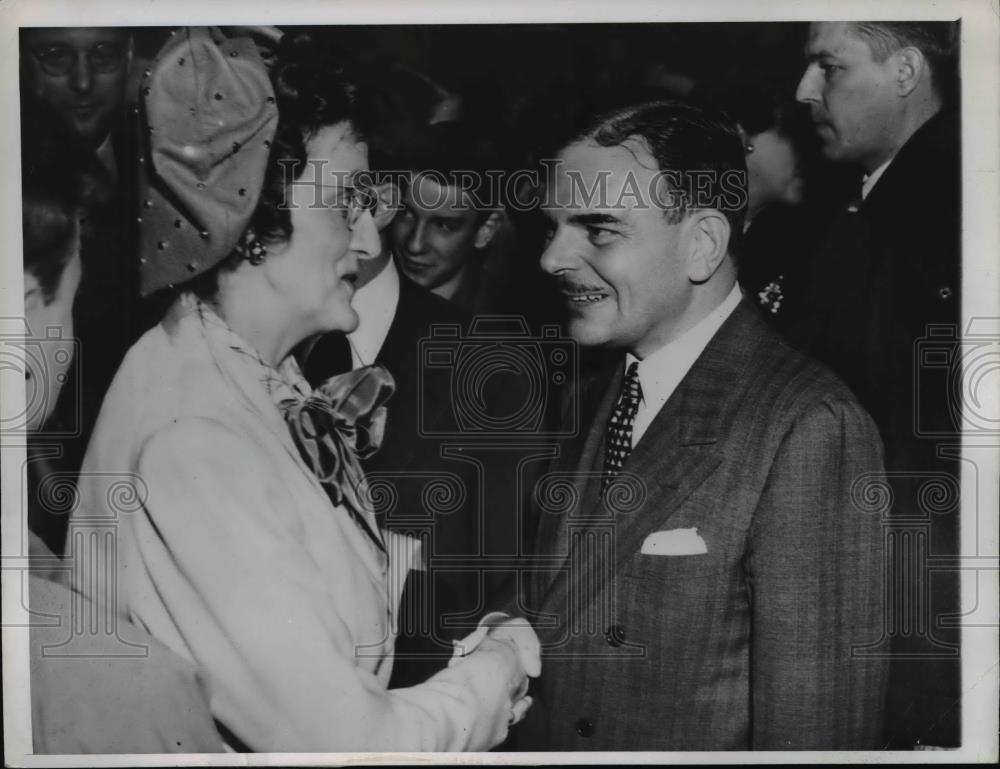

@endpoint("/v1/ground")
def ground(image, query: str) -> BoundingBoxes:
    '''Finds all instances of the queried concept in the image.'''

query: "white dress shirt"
[626,283,743,447]
[860,157,892,201]
[347,258,400,368]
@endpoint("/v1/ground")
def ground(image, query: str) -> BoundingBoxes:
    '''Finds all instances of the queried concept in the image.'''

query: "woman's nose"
[349,209,381,260]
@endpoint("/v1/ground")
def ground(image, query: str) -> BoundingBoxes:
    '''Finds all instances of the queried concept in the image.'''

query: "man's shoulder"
[746,307,861,400]
[865,109,958,213]
[396,272,472,328]
[699,301,871,437]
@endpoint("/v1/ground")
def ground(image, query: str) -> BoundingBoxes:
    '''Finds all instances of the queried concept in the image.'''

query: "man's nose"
[795,65,821,104]
[349,210,381,260]
[69,53,94,94]
[404,220,428,254]
[539,228,575,276]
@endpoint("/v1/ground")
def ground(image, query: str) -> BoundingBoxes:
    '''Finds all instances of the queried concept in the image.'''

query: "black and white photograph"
[1,0,997,763]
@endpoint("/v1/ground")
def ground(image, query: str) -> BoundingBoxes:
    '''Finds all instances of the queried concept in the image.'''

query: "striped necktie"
[601,361,642,496]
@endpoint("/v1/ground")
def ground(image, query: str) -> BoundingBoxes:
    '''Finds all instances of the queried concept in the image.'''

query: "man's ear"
[473,210,503,249]
[372,181,401,232]
[685,210,731,284]
[894,46,926,97]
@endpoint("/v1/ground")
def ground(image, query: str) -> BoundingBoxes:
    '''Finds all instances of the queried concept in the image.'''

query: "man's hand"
[449,614,541,728]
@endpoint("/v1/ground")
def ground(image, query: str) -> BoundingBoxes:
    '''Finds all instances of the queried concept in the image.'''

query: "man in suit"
[514,100,887,750]
[795,22,961,747]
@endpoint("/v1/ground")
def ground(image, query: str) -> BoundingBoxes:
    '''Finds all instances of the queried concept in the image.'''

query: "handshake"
[448,613,541,744]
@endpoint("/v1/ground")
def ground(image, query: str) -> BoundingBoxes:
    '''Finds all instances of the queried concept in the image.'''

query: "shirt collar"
[626,282,743,410]
[861,157,893,201]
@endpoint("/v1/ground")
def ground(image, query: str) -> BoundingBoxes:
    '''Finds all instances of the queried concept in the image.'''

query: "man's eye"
[37,46,73,68]
[819,63,841,80]
[91,43,124,68]
[542,225,556,247]
[586,226,617,246]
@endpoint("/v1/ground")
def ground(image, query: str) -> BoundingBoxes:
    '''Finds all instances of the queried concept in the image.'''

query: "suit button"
[575,718,594,738]
[938,285,953,300]
[605,624,625,647]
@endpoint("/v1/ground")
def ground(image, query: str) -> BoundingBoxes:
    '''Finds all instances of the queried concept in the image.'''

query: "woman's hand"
[449,615,541,733]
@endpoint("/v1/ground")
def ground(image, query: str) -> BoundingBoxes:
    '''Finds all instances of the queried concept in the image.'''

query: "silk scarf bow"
[279,365,396,552]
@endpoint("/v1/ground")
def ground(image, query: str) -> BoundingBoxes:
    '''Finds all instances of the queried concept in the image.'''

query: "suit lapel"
[538,300,766,618]
[530,362,618,601]
[376,278,452,471]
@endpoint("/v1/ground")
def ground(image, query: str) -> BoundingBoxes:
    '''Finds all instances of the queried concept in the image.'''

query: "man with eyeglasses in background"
[19,27,140,555]
[21,27,133,180]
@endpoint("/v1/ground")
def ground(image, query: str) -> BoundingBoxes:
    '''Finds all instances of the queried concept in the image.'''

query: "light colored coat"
[71,295,517,752]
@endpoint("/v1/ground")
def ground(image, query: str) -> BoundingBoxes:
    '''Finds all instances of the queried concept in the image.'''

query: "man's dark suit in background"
[796,22,961,747]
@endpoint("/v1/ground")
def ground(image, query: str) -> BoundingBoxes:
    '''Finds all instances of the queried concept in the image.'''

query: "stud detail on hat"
[238,188,247,196]
[187,262,199,272]
[199,230,210,240]
[157,241,168,250]
[214,93,223,101]
[174,219,184,228]
[232,141,241,152]
[178,57,185,65]
[144,200,153,208]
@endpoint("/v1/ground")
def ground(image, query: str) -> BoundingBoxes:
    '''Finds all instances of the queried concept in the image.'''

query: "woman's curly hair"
[248,31,376,248]
[188,31,375,302]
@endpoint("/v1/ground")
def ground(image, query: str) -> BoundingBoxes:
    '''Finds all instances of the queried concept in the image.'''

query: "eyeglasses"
[312,183,380,227]
[31,42,127,77]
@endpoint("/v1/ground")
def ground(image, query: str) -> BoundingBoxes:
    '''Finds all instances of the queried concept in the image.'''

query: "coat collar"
[535,298,770,610]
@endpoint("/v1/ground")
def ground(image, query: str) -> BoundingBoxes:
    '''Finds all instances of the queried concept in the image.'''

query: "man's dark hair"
[850,21,959,105]
[556,99,748,252]
[22,133,104,301]
[397,120,503,212]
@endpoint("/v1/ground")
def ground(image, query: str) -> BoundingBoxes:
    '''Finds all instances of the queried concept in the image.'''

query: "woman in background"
[71,28,536,752]
[711,84,814,329]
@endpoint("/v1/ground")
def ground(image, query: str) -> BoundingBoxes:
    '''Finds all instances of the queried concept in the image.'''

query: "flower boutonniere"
[757,274,785,315]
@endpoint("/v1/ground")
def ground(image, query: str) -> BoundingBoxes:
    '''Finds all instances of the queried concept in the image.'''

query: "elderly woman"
[71,28,534,752]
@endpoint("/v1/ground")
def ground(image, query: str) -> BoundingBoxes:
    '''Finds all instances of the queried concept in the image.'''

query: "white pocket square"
[640,527,708,556]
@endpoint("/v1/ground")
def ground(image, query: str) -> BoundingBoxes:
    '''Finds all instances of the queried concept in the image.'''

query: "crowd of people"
[16,20,960,753]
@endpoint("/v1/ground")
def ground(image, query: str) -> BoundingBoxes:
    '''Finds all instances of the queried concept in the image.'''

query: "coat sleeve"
[79,416,522,752]
[745,398,888,749]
